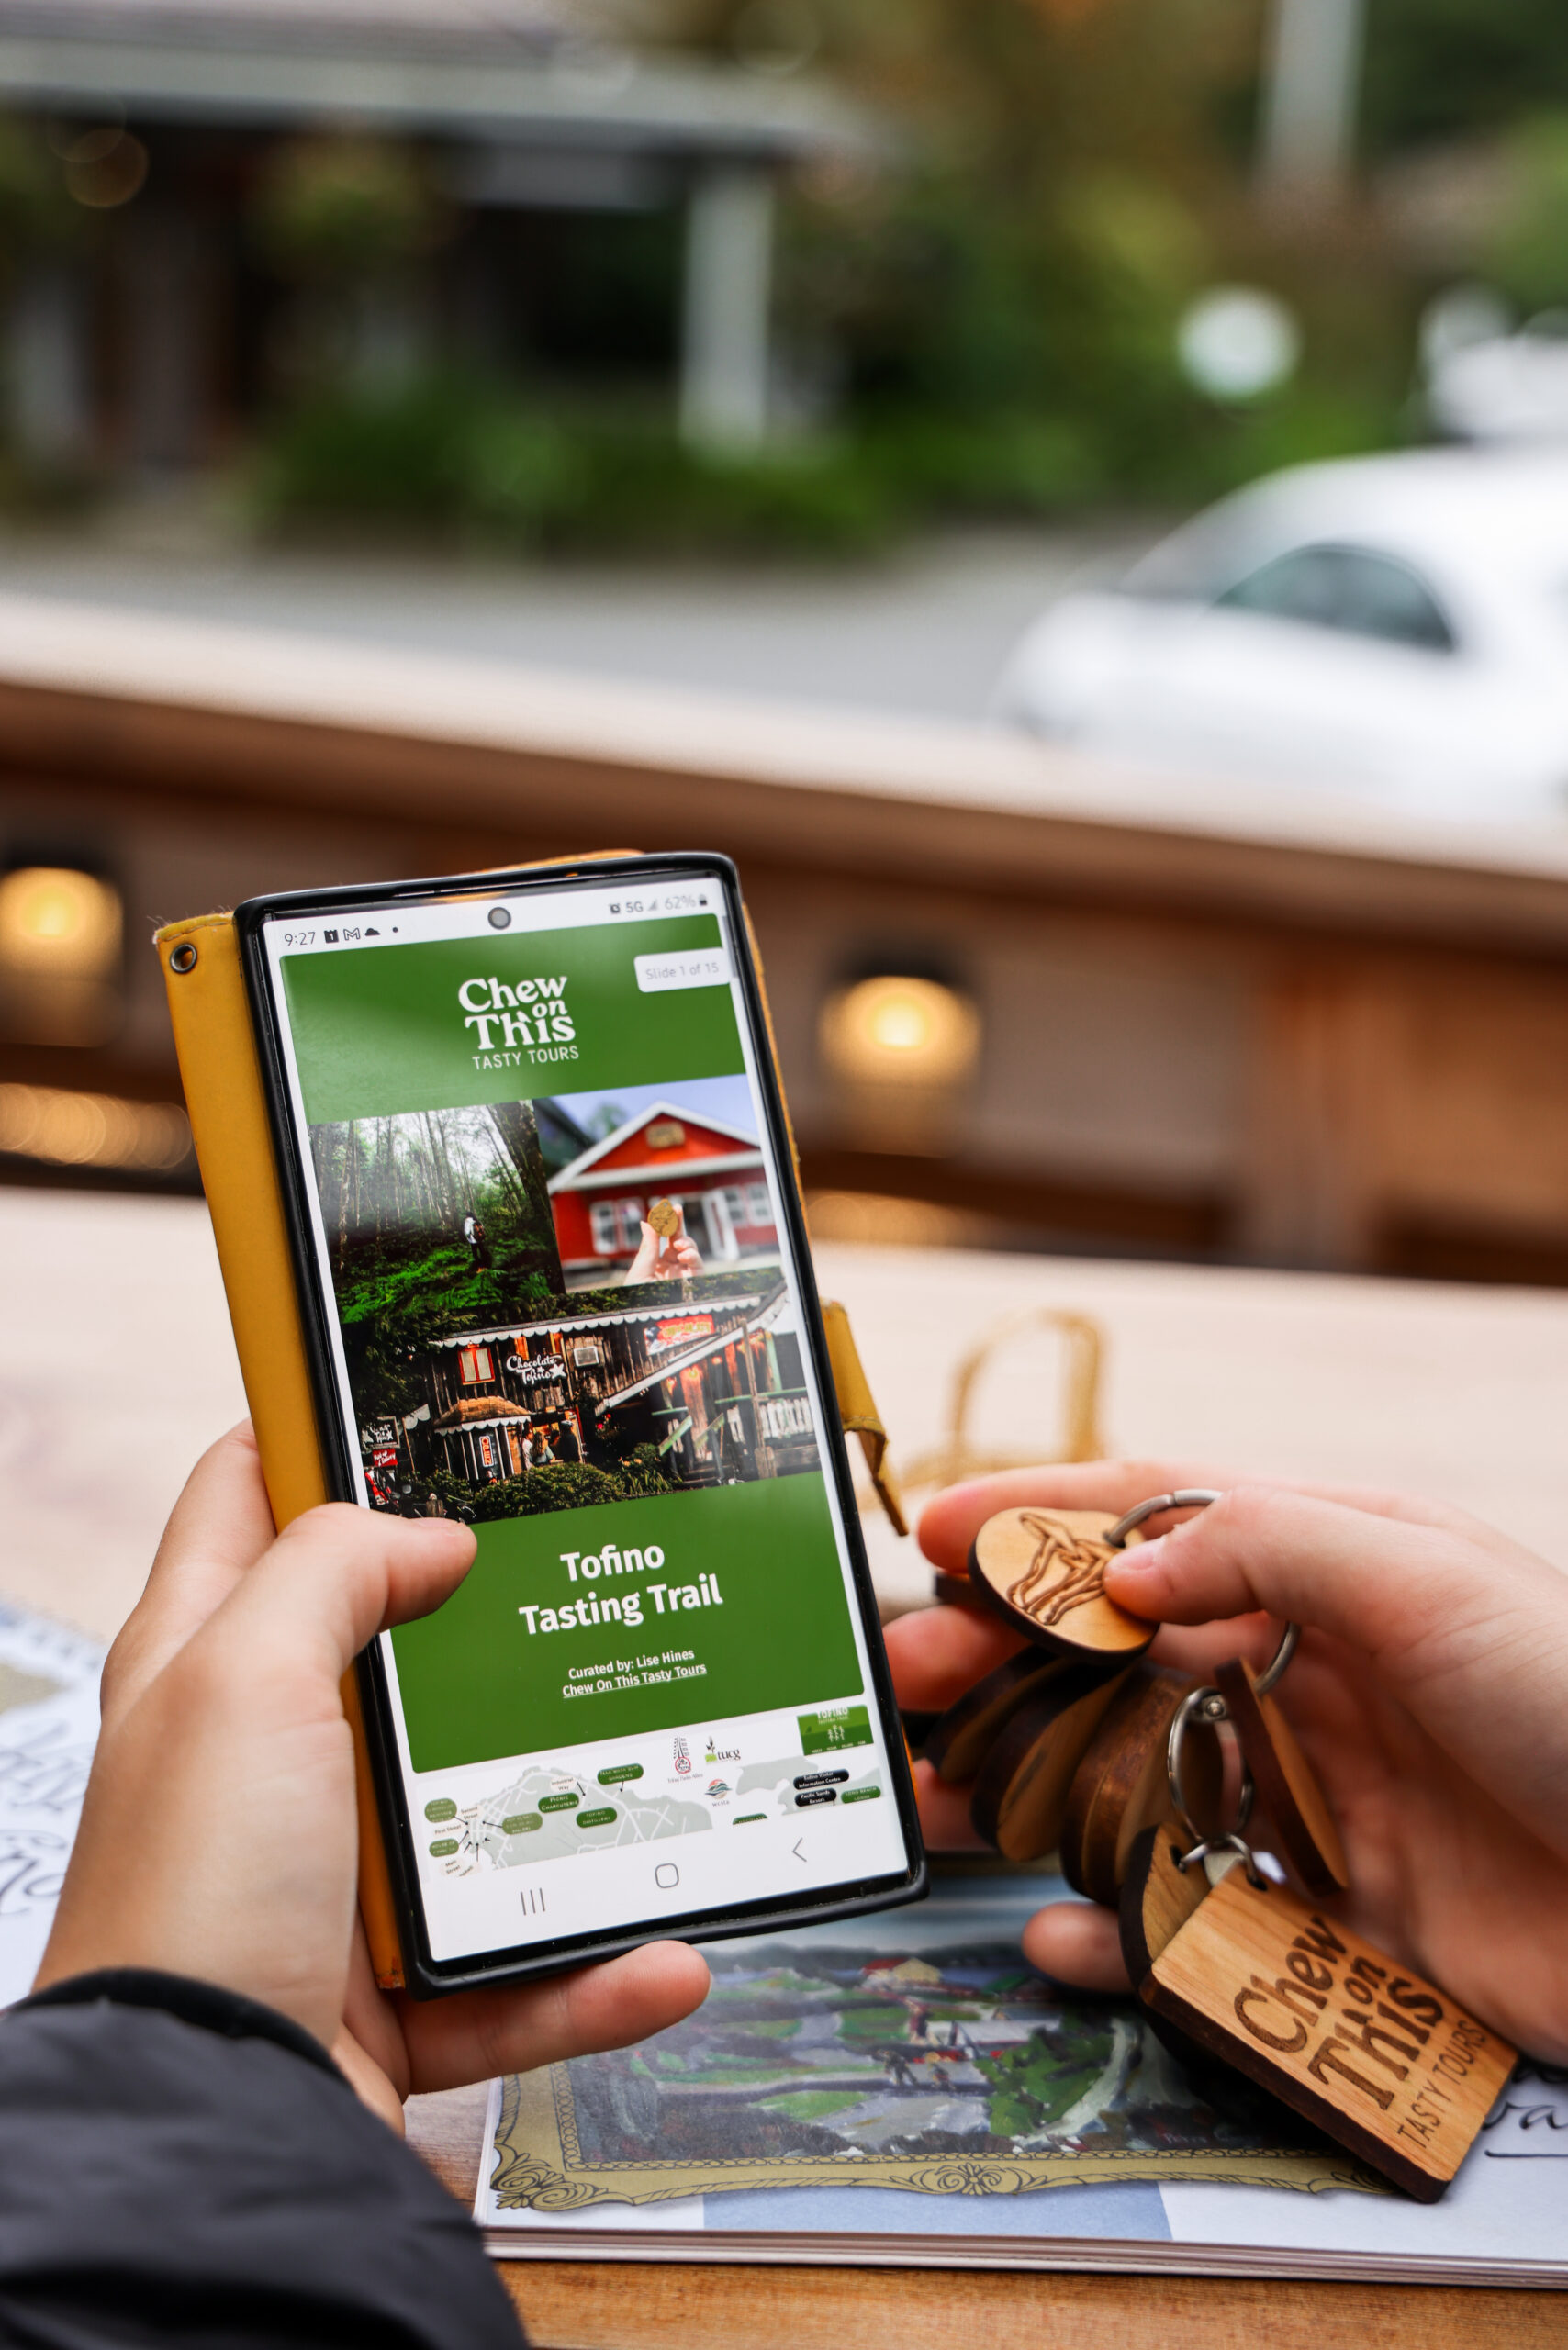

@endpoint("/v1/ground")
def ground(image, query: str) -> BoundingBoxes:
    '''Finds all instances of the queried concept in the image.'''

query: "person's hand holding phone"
[885,1461,1568,2063]
[36,1425,711,2129]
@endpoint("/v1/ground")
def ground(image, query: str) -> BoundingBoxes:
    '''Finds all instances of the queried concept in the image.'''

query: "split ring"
[1103,1487,1298,1697]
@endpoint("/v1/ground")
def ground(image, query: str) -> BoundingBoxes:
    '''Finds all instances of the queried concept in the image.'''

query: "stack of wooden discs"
[916,1504,1347,1905]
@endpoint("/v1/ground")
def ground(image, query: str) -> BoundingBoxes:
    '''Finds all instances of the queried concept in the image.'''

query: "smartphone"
[238,854,925,1997]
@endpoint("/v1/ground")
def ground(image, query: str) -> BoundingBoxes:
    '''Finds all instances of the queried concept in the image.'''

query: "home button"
[655,1863,679,1889]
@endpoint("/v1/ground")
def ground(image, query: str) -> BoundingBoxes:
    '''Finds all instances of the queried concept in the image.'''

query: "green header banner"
[390,1474,862,1772]
[281,914,742,1125]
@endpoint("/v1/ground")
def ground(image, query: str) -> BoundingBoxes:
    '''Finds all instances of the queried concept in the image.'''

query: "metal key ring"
[1104,1487,1225,1546]
[1166,1684,1266,1887]
[1103,1488,1299,1696]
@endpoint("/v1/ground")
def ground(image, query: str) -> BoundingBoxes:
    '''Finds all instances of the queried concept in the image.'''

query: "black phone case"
[236,852,925,1998]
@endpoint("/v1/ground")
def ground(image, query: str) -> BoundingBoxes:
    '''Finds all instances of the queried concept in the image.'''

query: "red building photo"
[546,1097,779,1287]
[308,1075,805,1518]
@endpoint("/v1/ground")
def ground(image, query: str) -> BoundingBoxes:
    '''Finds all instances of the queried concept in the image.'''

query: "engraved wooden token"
[1059,1667,1224,1908]
[646,1197,681,1239]
[1119,1826,1516,2201]
[968,1507,1156,1662]
[924,1649,1071,1784]
[1215,1655,1349,1897]
[969,1662,1132,1862]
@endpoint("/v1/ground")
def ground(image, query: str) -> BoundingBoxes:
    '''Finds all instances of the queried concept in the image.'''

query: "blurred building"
[0,0,872,463]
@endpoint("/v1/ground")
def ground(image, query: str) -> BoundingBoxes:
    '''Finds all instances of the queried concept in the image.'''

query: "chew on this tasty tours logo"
[457,972,577,1069]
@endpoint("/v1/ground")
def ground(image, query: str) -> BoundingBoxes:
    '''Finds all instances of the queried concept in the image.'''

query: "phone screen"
[254,867,915,1971]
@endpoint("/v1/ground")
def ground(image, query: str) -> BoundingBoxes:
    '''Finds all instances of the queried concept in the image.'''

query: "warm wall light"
[819,974,980,1089]
[0,1083,192,1174]
[64,129,149,210]
[0,867,121,977]
[0,867,124,1044]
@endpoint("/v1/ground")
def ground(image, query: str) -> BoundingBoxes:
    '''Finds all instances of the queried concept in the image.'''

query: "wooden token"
[969,1662,1132,1862]
[1215,1655,1349,1897]
[1114,1824,1236,2099]
[968,1507,1156,1662]
[933,1570,987,1611]
[1059,1668,1225,1907]
[646,1198,680,1239]
[1118,1821,1210,1989]
[1119,1825,1516,2201]
[924,1649,1071,1784]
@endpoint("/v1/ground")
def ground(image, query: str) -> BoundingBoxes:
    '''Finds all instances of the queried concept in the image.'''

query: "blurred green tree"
[0,118,79,264]
[248,133,456,397]
[1483,110,1568,310]
[249,134,449,283]
[253,0,1461,541]
[665,0,1402,500]
[1361,0,1568,155]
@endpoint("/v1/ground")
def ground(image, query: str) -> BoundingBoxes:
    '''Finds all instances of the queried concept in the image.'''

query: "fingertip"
[1021,1899,1130,1996]
[201,1418,269,1487]
[583,1937,710,2039]
[882,1604,1025,1712]
[401,1514,476,1559]
[1103,1539,1165,1596]
[641,1938,711,2005]
[913,1479,987,1570]
[912,1760,990,1851]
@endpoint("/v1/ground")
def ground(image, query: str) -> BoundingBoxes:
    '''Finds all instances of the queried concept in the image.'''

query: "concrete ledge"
[4,590,1568,953]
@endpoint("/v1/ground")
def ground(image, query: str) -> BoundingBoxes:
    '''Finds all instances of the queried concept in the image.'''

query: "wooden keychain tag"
[1215,1654,1349,1897]
[1119,1828,1516,2201]
[924,1649,1071,1783]
[969,1662,1132,1861]
[969,1507,1156,1663]
[1059,1667,1224,1908]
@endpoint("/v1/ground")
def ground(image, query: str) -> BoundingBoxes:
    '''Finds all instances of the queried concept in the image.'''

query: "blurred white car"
[995,448,1568,822]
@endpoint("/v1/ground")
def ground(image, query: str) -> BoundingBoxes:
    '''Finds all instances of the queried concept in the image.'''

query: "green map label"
[799,1705,874,1755]
[391,1475,862,1772]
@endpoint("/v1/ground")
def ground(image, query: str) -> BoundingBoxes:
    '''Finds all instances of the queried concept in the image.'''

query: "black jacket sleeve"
[0,1970,522,2350]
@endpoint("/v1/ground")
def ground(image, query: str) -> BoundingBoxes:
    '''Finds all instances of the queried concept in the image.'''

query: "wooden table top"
[406,2082,1562,2349]
[8,1192,1565,2344]
[13,1191,1568,1643]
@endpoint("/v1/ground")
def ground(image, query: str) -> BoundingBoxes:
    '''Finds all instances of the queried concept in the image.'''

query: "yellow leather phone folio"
[154,878,902,1991]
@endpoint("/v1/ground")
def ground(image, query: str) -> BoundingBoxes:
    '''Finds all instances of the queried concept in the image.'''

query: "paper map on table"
[0,1603,103,2008]
[0,1596,1556,2288]
[476,1863,1568,2288]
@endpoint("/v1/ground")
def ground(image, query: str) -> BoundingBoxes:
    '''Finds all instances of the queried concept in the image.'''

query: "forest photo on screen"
[308,1092,816,1524]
